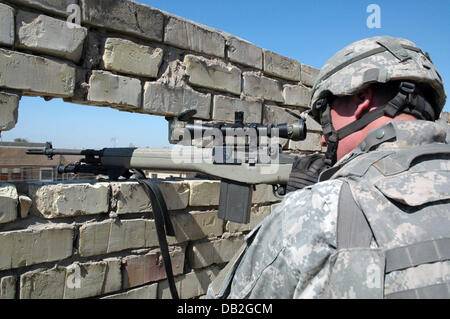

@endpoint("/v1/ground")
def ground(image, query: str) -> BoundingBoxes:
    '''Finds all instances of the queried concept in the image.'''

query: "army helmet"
[310,36,446,124]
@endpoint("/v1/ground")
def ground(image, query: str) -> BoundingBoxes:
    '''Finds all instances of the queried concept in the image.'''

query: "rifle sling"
[135,177,179,299]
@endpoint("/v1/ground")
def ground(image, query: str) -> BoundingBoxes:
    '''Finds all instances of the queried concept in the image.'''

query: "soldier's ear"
[355,87,373,119]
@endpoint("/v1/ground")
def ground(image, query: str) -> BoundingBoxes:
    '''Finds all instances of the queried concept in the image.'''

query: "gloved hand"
[286,154,329,193]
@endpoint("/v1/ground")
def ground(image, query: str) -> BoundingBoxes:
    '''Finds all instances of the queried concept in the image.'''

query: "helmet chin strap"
[319,81,435,166]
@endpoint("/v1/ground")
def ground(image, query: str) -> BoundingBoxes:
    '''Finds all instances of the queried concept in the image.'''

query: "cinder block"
[263,104,322,132]
[288,132,323,152]
[0,91,20,131]
[184,55,241,95]
[165,16,225,58]
[263,50,301,81]
[78,219,158,257]
[226,205,272,233]
[301,64,320,87]
[168,210,224,244]
[283,85,312,108]
[7,0,78,17]
[33,182,110,218]
[122,246,185,289]
[0,183,18,224]
[110,180,190,214]
[0,48,75,98]
[103,38,163,78]
[82,0,164,42]
[189,236,245,269]
[63,259,121,299]
[101,283,158,299]
[143,82,211,119]
[0,4,14,46]
[20,267,66,299]
[0,276,16,299]
[20,259,121,299]
[158,266,221,299]
[0,225,74,271]
[227,36,263,69]
[18,195,32,218]
[17,12,88,62]
[243,73,283,103]
[188,180,221,207]
[252,184,280,204]
[212,95,262,124]
[87,70,142,108]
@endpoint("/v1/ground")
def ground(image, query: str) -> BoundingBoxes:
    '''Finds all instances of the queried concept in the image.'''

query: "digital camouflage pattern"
[310,36,446,116]
[207,120,450,299]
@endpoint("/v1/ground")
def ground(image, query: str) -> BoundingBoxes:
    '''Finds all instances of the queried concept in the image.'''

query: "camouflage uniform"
[207,36,450,299]
[207,120,450,299]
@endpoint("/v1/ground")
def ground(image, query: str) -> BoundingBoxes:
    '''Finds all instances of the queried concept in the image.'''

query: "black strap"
[133,171,179,299]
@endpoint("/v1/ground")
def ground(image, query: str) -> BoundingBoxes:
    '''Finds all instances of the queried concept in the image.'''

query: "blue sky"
[2,0,449,148]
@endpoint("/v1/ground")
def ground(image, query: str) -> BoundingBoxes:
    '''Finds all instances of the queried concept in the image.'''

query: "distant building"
[0,142,83,182]
[0,142,197,182]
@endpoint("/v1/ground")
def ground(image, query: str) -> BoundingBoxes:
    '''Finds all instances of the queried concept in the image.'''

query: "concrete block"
[288,132,322,152]
[158,266,220,299]
[0,3,14,46]
[252,184,280,204]
[0,225,74,271]
[33,182,110,218]
[188,180,221,207]
[283,85,312,108]
[110,180,189,214]
[17,12,88,62]
[158,181,190,211]
[184,55,241,95]
[110,181,152,214]
[0,92,20,131]
[81,0,164,42]
[18,195,32,218]
[263,50,301,81]
[0,48,75,98]
[143,82,211,119]
[20,259,121,299]
[20,267,66,299]
[87,70,142,108]
[103,38,163,78]
[263,104,322,132]
[7,0,78,17]
[212,95,262,124]
[122,246,185,289]
[63,259,121,299]
[102,283,158,299]
[301,64,320,87]
[0,183,18,224]
[189,236,245,269]
[165,16,225,58]
[78,219,158,257]
[243,73,283,103]
[169,210,223,244]
[227,36,262,69]
[226,205,272,233]
[0,276,16,299]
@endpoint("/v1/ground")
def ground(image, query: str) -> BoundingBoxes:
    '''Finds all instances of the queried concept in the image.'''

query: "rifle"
[26,109,308,299]
[26,109,307,225]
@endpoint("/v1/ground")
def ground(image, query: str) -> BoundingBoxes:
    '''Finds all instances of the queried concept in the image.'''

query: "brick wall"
[2,0,448,300]
[0,0,322,299]
[0,0,324,154]
[0,179,280,299]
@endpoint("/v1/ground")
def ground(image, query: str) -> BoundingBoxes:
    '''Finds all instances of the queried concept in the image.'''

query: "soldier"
[207,36,450,299]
